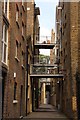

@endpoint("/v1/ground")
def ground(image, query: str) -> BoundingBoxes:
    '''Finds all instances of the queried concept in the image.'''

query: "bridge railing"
[30,65,57,74]
[32,55,59,65]
[34,35,55,44]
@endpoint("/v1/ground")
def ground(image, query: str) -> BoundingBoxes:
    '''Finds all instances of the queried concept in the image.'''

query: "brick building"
[1,1,40,119]
[26,1,40,112]
[2,1,27,118]
[56,1,80,119]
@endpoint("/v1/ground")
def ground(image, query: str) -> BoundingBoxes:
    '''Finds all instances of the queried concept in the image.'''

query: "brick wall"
[26,2,34,36]
[56,2,80,119]
[0,2,2,119]
[3,2,27,118]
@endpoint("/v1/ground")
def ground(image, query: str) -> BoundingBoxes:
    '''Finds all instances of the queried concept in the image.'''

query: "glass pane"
[21,55,23,65]
[4,44,7,63]
[4,26,7,42]
[16,11,18,21]
[14,82,17,100]
[22,27,24,36]
[4,0,8,15]
[5,2,7,15]
[16,41,18,57]
[1,42,4,61]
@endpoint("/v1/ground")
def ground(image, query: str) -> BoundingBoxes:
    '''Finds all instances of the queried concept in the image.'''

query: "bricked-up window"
[2,24,8,64]
[14,82,17,100]
[15,41,18,58]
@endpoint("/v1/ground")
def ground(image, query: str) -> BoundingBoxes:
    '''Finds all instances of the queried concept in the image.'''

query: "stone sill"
[15,56,20,62]
[2,61,8,69]
[21,65,25,69]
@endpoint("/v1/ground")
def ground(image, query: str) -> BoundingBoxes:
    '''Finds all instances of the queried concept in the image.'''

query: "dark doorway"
[46,85,51,104]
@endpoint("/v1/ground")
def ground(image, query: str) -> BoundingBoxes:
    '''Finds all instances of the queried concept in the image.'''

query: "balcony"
[34,36,55,49]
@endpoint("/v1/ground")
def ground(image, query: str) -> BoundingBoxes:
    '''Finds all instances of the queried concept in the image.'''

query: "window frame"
[2,24,8,64]
[4,0,9,17]
[14,82,17,100]
[21,51,24,66]
[15,40,18,58]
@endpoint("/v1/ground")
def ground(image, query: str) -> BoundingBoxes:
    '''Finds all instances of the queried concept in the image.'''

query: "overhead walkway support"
[34,43,55,49]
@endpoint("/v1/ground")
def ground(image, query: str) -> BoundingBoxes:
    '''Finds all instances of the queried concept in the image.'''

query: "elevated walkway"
[33,64,58,67]
[34,43,55,49]
[30,74,64,78]
[34,36,55,49]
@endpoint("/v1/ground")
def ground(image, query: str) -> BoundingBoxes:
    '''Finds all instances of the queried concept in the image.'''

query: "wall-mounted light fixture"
[14,72,16,78]
[57,81,59,84]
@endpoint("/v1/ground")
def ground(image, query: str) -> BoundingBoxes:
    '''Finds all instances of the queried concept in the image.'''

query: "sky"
[35,0,59,55]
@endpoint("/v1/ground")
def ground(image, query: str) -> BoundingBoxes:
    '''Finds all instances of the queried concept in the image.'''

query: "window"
[4,0,8,16]
[15,41,18,58]
[14,82,17,100]
[16,4,19,22]
[22,0,24,6]
[56,49,59,56]
[16,11,19,22]
[22,22,24,37]
[22,0,25,11]
[2,24,8,64]
[21,51,24,66]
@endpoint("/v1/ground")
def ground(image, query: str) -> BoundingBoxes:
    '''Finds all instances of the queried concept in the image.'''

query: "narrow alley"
[24,104,69,120]
[1,0,80,120]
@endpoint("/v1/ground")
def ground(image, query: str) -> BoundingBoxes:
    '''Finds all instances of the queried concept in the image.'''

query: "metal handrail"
[34,35,55,44]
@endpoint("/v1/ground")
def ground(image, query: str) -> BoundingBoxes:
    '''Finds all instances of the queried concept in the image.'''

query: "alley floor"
[23,104,70,120]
